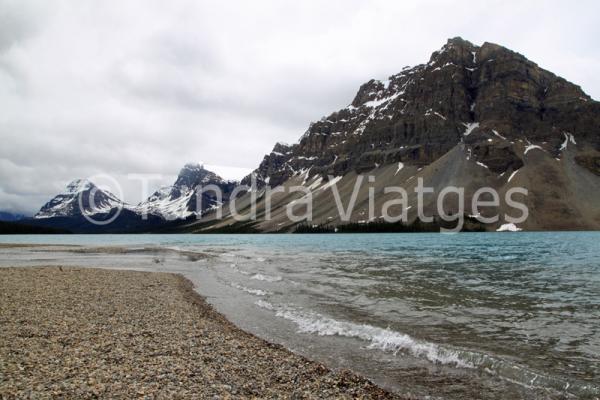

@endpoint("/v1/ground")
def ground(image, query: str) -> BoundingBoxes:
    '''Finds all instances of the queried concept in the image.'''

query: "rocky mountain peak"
[350,79,388,107]
[430,37,479,65]
[174,162,222,188]
[272,142,293,154]
[446,36,474,46]
[245,38,600,189]
[135,163,238,220]
[182,162,205,171]
[65,178,94,194]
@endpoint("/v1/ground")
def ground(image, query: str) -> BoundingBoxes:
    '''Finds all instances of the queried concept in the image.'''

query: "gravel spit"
[0,267,402,399]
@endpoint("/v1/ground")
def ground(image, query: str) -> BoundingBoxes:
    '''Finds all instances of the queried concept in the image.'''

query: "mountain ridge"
[29,163,237,232]
[242,37,598,190]
[31,38,600,232]
[199,37,600,232]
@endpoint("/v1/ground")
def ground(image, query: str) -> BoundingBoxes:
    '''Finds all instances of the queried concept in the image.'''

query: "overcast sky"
[1,0,599,214]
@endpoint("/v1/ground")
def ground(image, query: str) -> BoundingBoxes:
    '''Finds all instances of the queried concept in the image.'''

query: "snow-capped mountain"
[136,163,237,220]
[35,179,126,219]
[31,164,238,231]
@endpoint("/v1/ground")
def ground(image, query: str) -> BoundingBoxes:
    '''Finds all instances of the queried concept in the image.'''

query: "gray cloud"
[1,0,599,214]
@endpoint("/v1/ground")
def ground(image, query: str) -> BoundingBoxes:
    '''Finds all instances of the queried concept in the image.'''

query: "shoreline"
[0,266,400,399]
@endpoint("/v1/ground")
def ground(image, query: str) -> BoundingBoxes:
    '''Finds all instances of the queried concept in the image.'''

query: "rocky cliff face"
[246,38,599,187]
[208,38,600,232]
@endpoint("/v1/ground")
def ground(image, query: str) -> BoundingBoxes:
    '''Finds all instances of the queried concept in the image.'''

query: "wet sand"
[0,266,401,399]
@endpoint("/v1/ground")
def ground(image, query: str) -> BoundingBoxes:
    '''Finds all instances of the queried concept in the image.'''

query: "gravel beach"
[0,266,400,399]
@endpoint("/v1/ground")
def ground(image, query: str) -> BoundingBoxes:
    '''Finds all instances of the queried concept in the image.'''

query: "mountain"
[0,211,26,222]
[245,37,597,184]
[195,37,600,232]
[35,179,126,219]
[137,163,237,220]
[28,38,600,233]
[29,178,148,233]
[29,164,237,233]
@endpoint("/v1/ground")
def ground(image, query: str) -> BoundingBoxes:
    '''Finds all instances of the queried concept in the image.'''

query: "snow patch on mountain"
[559,132,576,151]
[462,122,480,136]
[524,144,543,155]
[395,162,404,175]
[507,169,520,183]
[363,92,401,108]
[497,223,522,232]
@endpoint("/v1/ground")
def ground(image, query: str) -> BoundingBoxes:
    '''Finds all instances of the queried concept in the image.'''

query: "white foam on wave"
[251,273,282,282]
[247,284,599,397]
[255,300,275,311]
[258,304,599,397]
[254,300,472,368]
[277,309,471,367]
[231,283,268,296]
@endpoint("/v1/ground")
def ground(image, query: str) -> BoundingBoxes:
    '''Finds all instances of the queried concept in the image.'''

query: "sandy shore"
[0,267,400,399]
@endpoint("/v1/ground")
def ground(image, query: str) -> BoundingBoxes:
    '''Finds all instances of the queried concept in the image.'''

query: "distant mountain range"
[24,163,234,233]
[23,38,600,233]
[34,163,235,221]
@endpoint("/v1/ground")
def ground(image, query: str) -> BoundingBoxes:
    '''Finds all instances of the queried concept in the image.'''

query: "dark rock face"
[247,37,600,185]
[575,153,600,176]
[174,163,221,188]
[469,141,524,174]
[241,143,293,187]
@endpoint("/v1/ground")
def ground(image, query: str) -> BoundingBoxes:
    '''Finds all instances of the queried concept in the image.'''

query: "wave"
[250,273,282,282]
[228,264,282,283]
[254,301,600,397]
[277,308,471,368]
[253,300,468,367]
[231,283,268,296]
[255,300,275,311]
[228,263,250,275]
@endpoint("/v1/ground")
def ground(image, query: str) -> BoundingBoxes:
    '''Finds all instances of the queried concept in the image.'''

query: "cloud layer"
[1,0,599,214]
